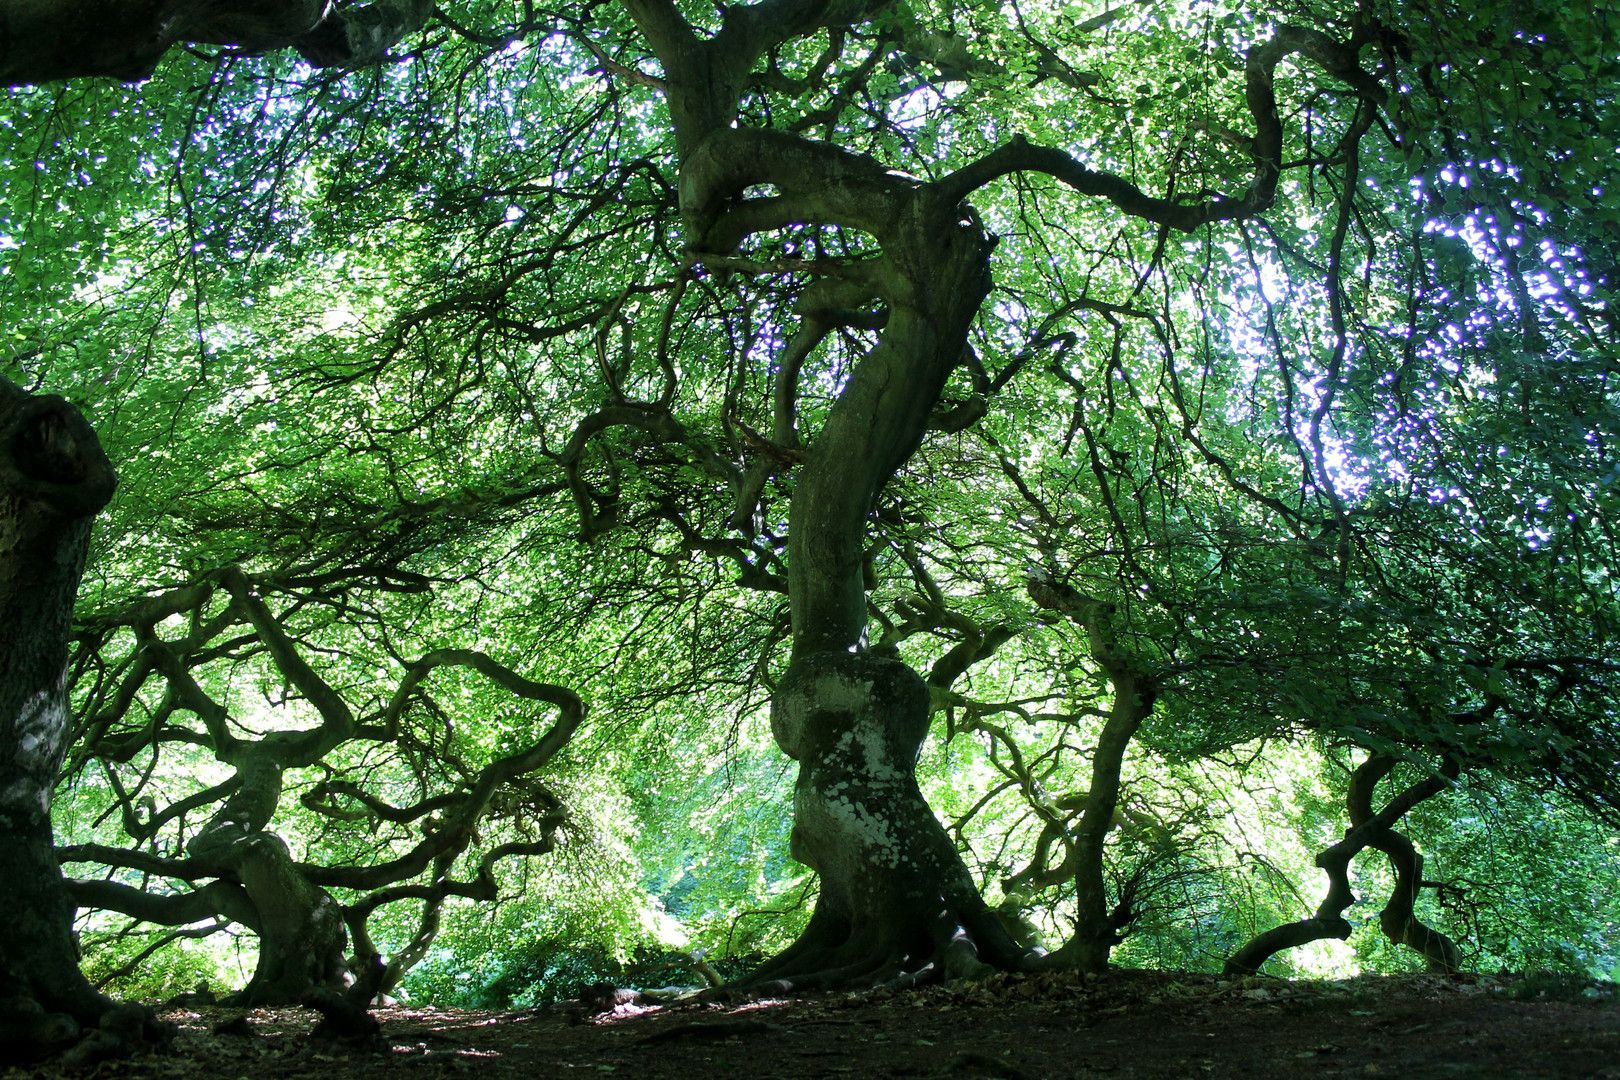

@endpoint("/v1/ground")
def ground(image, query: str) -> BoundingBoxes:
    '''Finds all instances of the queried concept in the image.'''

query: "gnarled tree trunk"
[0,377,127,1060]
[752,651,1020,989]
[742,194,1027,990]
[620,0,1389,993]
[186,798,351,1005]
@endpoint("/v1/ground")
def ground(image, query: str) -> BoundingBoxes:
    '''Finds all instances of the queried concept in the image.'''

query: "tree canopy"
[1,0,1618,1055]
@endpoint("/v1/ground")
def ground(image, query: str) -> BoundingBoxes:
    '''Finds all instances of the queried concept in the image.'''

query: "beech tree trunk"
[744,195,1027,989]
[752,652,1022,989]
[624,0,1375,992]
[187,821,351,1004]
[0,377,120,1059]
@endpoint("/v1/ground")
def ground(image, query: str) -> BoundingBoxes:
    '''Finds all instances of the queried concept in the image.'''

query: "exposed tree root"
[57,1004,174,1071]
[302,987,383,1045]
[0,988,174,1070]
[736,896,1030,994]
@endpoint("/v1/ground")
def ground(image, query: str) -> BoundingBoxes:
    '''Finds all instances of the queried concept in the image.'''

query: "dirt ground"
[7,971,1617,1080]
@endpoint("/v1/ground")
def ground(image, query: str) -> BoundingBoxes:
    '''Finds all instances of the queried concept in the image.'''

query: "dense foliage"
[2,0,1617,1014]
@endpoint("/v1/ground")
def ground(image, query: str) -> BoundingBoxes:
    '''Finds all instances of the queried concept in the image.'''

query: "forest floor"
[7,970,1617,1080]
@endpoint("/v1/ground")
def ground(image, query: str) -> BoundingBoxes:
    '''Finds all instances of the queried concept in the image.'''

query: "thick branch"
[0,0,435,86]
[937,24,1388,232]
[216,567,357,766]
[65,878,259,932]
[625,0,896,151]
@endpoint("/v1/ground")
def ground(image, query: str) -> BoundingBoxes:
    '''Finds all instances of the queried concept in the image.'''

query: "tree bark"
[1347,756,1463,972]
[749,652,1022,989]
[743,192,1030,990]
[0,376,128,1060]
[189,822,351,1004]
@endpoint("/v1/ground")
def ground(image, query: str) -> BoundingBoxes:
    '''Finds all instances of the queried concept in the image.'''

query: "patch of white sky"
[888,83,953,133]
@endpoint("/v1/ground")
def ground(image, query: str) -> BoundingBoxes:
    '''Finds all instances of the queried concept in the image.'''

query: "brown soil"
[8,972,1617,1080]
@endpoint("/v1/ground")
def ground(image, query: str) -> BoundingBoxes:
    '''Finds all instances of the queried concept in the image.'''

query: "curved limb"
[1023,573,1159,974]
[1349,759,1463,972]
[1225,753,1461,975]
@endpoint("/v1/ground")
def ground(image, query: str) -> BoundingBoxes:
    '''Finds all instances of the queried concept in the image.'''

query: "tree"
[1,0,1616,1015]
[60,563,583,1005]
[0,375,161,1059]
